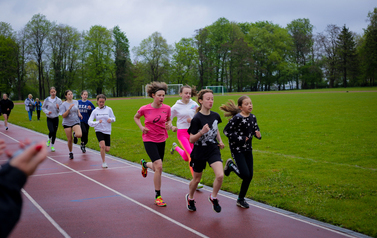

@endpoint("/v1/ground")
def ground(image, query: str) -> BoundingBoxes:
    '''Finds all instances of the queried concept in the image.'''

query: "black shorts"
[1,110,11,116]
[96,132,111,146]
[190,145,222,173]
[143,142,165,163]
[63,123,80,129]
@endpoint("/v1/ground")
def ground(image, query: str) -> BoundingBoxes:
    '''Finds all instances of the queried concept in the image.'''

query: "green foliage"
[0,35,18,95]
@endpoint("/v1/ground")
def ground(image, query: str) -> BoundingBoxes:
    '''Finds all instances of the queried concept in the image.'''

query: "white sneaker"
[102,162,108,168]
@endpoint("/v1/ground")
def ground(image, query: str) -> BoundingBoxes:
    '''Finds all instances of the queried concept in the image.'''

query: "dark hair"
[146,81,168,98]
[81,90,88,96]
[220,95,250,118]
[64,90,72,96]
[50,87,56,92]
[180,85,197,97]
[196,89,213,113]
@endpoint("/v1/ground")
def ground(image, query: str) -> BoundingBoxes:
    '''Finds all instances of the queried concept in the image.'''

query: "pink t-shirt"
[137,104,171,143]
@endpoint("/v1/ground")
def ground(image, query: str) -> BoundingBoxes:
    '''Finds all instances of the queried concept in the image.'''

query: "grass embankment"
[3,89,377,237]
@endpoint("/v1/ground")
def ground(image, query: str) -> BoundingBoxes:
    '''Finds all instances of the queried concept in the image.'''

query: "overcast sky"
[1,0,375,58]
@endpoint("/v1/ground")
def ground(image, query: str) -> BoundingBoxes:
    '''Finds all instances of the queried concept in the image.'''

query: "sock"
[51,144,54,147]
[155,190,161,198]
[211,194,217,200]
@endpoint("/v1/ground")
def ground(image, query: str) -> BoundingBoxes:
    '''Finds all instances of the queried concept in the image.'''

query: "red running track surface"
[0,124,365,238]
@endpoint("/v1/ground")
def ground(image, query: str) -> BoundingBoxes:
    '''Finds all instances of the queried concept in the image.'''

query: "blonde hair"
[146,81,168,98]
[220,95,251,119]
[196,89,213,113]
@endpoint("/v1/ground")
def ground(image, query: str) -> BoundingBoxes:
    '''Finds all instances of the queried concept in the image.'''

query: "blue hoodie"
[78,100,96,124]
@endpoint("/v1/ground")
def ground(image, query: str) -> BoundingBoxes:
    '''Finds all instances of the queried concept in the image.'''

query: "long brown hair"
[220,95,250,119]
[180,85,197,97]
[196,89,213,113]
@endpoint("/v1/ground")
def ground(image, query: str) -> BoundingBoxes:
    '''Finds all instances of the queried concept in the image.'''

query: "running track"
[0,124,369,238]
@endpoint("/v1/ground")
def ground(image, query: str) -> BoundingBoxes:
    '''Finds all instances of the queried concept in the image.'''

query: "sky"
[0,0,375,59]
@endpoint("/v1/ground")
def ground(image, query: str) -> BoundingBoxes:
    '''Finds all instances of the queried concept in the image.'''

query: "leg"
[64,127,73,152]
[37,110,41,120]
[234,152,253,200]
[99,140,106,163]
[80,122,89,144]
[28,111,32,121]
[52,117,59,144]
[3,114,8,128]
[72,124,82,138]
[210,161,224,198]
[188,172,202,199]
[151,159,163,191]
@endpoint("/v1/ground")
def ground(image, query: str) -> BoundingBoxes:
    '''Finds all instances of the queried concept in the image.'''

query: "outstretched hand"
[7,140,47,176]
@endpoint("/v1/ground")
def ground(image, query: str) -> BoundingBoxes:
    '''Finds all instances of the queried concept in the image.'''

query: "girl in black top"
[220,96,261,209]
[186,89,225,213]
[0,94,14,130]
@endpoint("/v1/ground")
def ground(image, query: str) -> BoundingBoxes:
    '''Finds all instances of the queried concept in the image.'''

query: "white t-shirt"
[88,106,116,135]
[171,99,199,129]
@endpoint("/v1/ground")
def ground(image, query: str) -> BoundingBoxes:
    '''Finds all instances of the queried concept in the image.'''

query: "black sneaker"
[208,196,221,213]
[69,152,74,160]
[73,132,78,144]
[224,158,234,176]
[186,194,196,212]
[237,199,249,209]
[81,143,86,153]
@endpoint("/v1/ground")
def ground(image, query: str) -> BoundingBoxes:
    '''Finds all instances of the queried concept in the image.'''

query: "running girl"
[75,90,95,153]
[170,85,204,189]
[186,89,225,213]
[88,94,115,168]
[134,81,171,207]
[0,94,14,130]
[42,87,63,152]
[220,96,261,208]
[59,90,83,160]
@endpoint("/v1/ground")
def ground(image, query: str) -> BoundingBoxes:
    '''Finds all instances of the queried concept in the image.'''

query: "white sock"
[211,194,217,200]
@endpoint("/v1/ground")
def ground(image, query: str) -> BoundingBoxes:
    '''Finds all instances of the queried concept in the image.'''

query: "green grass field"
[3,88,377,237]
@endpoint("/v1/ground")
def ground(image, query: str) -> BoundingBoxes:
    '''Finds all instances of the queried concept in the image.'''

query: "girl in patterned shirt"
[220,96,261,209]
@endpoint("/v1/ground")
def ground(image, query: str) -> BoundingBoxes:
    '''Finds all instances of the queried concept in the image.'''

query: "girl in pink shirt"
[134,82,172,207]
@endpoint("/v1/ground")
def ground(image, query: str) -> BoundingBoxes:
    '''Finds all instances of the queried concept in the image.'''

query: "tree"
[316,24,341,88]
[287,18,314,89]
[336,25,358,88]
[0,35,17,96]
[362,8,377,86]
[170,37,198,85]
[113,26,131,97]
[25,14,52,99]
[85,25,113,95]
[133,32,172,82]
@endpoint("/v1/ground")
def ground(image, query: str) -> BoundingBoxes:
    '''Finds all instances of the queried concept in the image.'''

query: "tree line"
[0,8,376,100]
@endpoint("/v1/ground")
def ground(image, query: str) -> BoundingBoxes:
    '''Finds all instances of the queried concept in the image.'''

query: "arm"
[134,112,149,134]
[217,129,225,149]
[88,109,98,127]
[253,116,262,140]
[223,117,248,143]
[189,123,209,144]
[107,108,116,123]
[42,99,50,114]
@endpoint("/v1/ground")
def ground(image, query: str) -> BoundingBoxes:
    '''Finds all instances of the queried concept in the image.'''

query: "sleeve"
[253,115,262,140]
[109,108,116,122]
[0,163,27,238]
[188,115,201,135]
[88,109,98,127]
[137,106,145,117]
[10,101,14,110]
[170,106,177,120]
[24,99,28,106]
[59,103,66,116]
[42,98,49,114]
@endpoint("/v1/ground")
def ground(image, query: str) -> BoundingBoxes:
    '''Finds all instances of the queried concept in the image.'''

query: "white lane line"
[22,189,70,238]
[6,124,358,238]
[3,129,208,238]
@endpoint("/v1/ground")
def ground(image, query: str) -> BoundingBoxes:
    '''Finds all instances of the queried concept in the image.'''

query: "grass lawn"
[3,88,377,237]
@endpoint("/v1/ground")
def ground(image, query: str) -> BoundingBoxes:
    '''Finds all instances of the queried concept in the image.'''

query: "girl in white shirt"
[88,94,116,168]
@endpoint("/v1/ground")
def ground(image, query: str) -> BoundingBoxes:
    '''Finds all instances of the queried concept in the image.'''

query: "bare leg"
[189,172,202,199]
[210,161,224,197]
[64,127,73,152]
[146,159,163,191]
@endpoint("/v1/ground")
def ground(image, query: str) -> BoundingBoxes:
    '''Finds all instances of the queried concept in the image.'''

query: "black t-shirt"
[188,111,222,160]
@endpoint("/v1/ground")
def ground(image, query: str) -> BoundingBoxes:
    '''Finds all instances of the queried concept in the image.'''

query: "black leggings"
[36,110,41,120]
[47,117,59,144]
[80,122,90,145]
[233,151,254,200]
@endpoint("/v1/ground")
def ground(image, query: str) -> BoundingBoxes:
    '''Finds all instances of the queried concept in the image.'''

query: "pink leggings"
[175,129,194,176]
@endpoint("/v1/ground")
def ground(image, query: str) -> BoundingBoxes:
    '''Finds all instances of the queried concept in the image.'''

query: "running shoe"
[73,132,77,144]
[196,183,204,190]
[46,140,50,147]
[170,142,177,154]
[140,159,147,178]
[51,146,55,152]
[155,196,166,207]
[186,194,196,211]
[102,162,108,168]
[208,196,221,213]
[81,143,86,153]
[224,158,234,176]
[237,199,250,209]
[69,152,74,160]
[5,127,8,130]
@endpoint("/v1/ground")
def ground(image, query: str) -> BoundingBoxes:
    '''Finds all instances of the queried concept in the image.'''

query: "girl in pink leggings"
[170,85,203,189]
